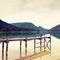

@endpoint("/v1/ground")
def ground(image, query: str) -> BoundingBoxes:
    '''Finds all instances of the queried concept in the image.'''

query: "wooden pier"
[0,35,51,60]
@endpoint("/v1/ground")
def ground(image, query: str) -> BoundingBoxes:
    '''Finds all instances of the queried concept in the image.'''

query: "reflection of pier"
[0,34,51,60]
[16,50,51,60]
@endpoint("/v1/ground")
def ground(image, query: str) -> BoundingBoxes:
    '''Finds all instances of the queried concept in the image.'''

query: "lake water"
[0,34,60,60]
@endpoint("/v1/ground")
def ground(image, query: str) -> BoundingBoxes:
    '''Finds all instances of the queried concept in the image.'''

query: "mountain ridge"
[0,19,18,31]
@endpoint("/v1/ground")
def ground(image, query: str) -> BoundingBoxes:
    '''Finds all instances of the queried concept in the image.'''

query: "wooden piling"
[6,40,8,60]
[20,41,22,57]
[25,40,27,56]
[2,42,4,60]
[40,39,42,52]
[34,39,36,53]
[50,35,51,50]
[44,36,46,51]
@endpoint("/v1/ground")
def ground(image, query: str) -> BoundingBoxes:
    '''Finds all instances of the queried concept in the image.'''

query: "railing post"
[44,35,46,51]
[20,41,22,57]
[40,38,42,52]
[2,42,4,60]
[25,39,27,56]
[34,38,36,53]
[6,40,9,60]
[50,34,51,50]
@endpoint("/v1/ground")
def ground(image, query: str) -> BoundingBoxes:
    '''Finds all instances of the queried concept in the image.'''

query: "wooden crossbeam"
[0,37,51,42]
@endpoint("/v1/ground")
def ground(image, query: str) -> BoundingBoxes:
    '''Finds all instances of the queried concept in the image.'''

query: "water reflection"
[52,34,60,39]
[18,45,51,60]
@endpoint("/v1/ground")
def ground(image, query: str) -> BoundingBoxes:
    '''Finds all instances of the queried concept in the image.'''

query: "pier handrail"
[0,36,51,42]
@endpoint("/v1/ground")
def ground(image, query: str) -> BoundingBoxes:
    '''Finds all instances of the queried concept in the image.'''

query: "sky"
[0,0,60,29]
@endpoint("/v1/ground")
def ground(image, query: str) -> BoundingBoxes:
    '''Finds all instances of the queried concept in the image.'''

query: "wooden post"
[50,34,51,50]
[6,40,8,60]
[20,41,22,57]
[50,37,51,56]
[34,39,36,53]
[25,40,27,56]
[44,36,46,51]
[40,38,42,52]
[49,34,51,56]
[2,42,4,60]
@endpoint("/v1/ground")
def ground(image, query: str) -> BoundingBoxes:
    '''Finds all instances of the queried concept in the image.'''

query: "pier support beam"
[20,41,22,57]
[6,40,9,60]
[25,40,27,56]
[34,39,36,53]
[44,37,46,51]
[2,42,4,60]
[40,39,42,52]
[50,36,51,56]
[50,35,51,50]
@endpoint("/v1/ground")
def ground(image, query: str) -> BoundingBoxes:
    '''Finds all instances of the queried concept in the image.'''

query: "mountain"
[50,25,60,30]
[12,22,38,30]
[50,25,60,34]
[50,24,60,39]
[12,22,49,35]
[0,20,47,32]
[0,19,49,34]
[0,19,18,31]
